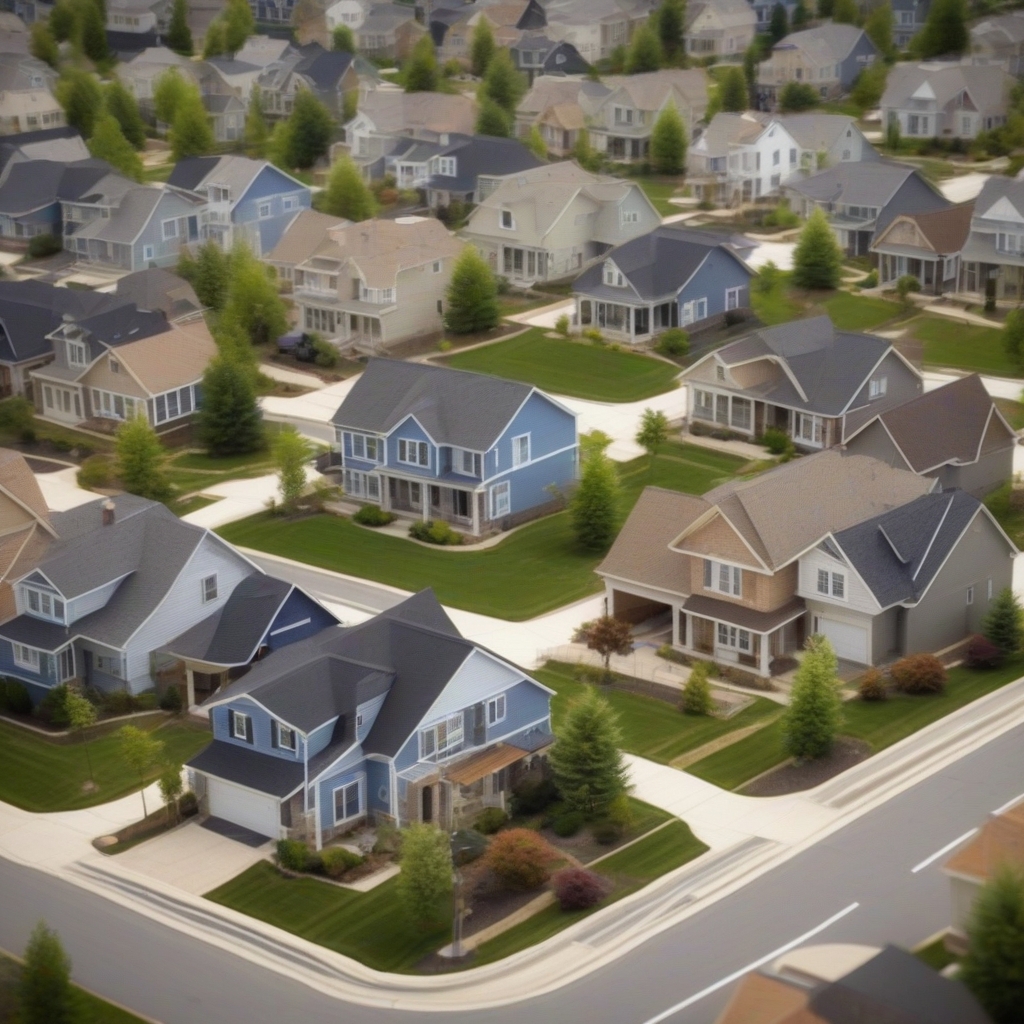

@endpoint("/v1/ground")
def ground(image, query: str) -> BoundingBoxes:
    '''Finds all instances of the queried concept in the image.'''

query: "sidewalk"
[180,467,322,530]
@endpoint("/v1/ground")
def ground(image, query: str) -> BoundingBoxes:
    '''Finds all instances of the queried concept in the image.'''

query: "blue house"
[573,225,756,342]
[186,590,555,842]
[0,158,110,245]
[331,359,578,537]
[166,154,311,257]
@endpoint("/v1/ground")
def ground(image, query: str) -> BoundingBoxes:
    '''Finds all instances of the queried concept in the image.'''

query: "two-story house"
[106,0,171,37]
[573,225,755,342]
[435,0,546,64]
[186,589,555,842]
[356,3,428,61]
[893,0,930,49]
[957,173,1024,303]
[510,35,590,84]
[514,76,610,158]
[871,202,973,295]
[0,53,65,135]
[331,359,578,536]
[253,44,366,124]
[543,0,654,64]
[462,162,662,285]
[421,133,544,210]
[684,0,757,60]
[118,47,202,117]
[681,316,923,450]
[264,208,349,286]
[971,9,1024,77]
[326,0,372,35]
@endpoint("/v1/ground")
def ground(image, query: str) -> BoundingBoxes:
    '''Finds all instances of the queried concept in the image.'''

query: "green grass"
[441,328,681,402]
[688,658,1024,790]
[633,177,683,217]
[206,863,450,973]
[912,316,1016,376]
[995,397,1024,431]
[0,718,211,812]
[169,495,220,518]
[915,937,958,971]
[822,292,902,331]
[986,483,1024,549]
[168,448,275,474]
[751,280,805,326]
[752,281,901,332]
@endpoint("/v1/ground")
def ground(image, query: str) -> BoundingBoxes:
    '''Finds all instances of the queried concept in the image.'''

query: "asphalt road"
[2,721,1023,1024]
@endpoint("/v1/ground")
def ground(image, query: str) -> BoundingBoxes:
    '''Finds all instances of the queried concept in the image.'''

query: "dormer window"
[716,364,726,382]
[273,722,296,751]
[68,341,87,367]
[603,263,626,287]
[501,209,515,230]
[109,358,120,374]
[23,586,65,623]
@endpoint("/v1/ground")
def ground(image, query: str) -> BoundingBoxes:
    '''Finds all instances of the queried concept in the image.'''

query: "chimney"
[102,499,115,527]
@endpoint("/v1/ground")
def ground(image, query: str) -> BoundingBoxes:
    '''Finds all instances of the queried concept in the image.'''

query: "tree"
[242,86,269,158]
[984,587,1024,656]
[625,23,663,74]
[89,114,144,180]
[743,41,761,95]
[404,36,439,92]
[573,128,601,172]
[470,18,496,77]
[159,764,184,823]
[280,90,333,170]
[792,207,843,290]
[30,22,59,68]
[223,0,255,53]
[222,245,289,346]
[486,829,555,889]
[650,100,686,174]
[527,124,547,160]
[818,0,834,15]
[20,923,74,1024]
[274,427,312,509]
[1004,309,1024,371]
[720,66,748,113]
[167,0,193,55]
[635,407,668,473]
[916,0,968,58]
[476,97,511,137]
[792,0,809,29]
[481,49,525,116]
[961,867,1024,1023]
[548,688,630,817]
[398,823,452,926]
[569,449,619,550]
[851,61,888,112]
[56,69,103,138]
[170,91,214,160]
[833,0,860,25]
[769,3,788,44]
[865,0,895,59]
[198,357,265,457]
[332,24,355,53]
[177,238,230,310]
[105,79,147,149]
[574,616,634,677]
[656,0,685,63]
[779,81,819,112]
[79,0,110,64]
[65,689,97,789]
[681,660,714,716]
[324,154,377,220]
[117,724,164,818]
[885,113,901,151]
[153,69,190,126]
[783,635,843,761]
[444,245,499,334]
[115,415,171,502]
[203,20,226,58]
[50,0,77,42]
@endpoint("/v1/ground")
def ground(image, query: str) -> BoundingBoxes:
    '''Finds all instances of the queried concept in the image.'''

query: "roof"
[166,154,271,201]
[517,76,610,117]
[115,268,202,321]
[331,357,541,450]
[945,802,1024,881]
[360,2,419,31]
[775,113,874,155]
[686,0,757,32]
[0,158,111,217]
[106,318,217,394]
[422,133,544,194]
[972,172,1024,223]
[693,112,772,157]
[0,127,89,175]
[784,160,918,208]
[187,740,306,797]
[973,9,1024,45]
[265,208,349,266]
[71,183,204,246]
[354,89,477,136]
[881,62,1012,116]
[874,201,974,256]
[294,48,356,91]
[683,593,806,632]
[770,22,872,64]
[0,447,50,527]
[713,971,822,1024]
[203,93,245,114]
[600,68,709,109]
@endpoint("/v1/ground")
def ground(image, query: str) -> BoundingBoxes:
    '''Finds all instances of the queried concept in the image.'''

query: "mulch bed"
[740,737,872,797]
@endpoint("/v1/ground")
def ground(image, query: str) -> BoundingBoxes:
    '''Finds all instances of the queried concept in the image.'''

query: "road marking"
[911,829,978,874]
[992,792,1024,816]
[637,902,860,1024]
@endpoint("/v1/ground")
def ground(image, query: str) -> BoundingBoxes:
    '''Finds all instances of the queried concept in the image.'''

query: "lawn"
[634,177,683,217]
[751,281,902,332]
[821,292,902,332]
[169,495,221,518]
[995,397,1024,431]
[751,280,804,326]
[911,316,1015,377]
[986,483,1024,549]
[441,328,681,402]
[0,717,211,812]
[687,658,1024,791]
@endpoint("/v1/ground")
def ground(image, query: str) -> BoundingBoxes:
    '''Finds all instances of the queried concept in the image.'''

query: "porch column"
[422,487,430,522]
[380,475,390,511]
[185,666,195,709]
[759,632,771,677]
[471,490,480,535]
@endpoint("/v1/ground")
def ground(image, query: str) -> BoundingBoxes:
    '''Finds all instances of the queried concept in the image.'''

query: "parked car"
[277,332,317,361]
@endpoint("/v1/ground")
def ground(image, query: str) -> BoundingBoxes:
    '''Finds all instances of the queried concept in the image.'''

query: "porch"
[381,474,486,535]
[876,249,958,295]
[576,295,680,344]
[688,388,838,450]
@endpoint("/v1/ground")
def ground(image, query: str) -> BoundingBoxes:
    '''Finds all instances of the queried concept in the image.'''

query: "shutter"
[733,567,742,596]
[245,716,253,744]
[271,721,278,748]
[473,702,486,744]
[227,709,235,737]
[703,559,712,588]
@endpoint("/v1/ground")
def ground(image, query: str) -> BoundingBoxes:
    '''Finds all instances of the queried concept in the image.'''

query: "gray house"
[422,134,544,210]
[958,174,1024,303]
[510,35,590,84]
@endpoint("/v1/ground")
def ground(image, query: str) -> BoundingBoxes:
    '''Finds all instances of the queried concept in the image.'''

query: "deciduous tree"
[333,24,355,52]
[115,416,171,503]
[792,206,842,289]
[480,49,525,116]
[105,79,147,148]
[783,635,843,760]
[79,0,110,64]
[324,154,377,220]
[833,0,860,25]
[656,0,685,63]
[769,2,788,43]
[650,100,686,174]
[404,35,439,92]
[159,764,184,823]
[916,0,968,58]
[56,69,103,138]
[223,0,255,53]
[50,0,77,42]
[792,0,809,29]
[197,357,265,457]
[573,616,634,677]
[223,245,290,346]
[20,923,73,1024]
[398,823,452,926]
[64,689,97,788]
[88,113,144,180]
[274,427,312,509]
[470,17,496,77]
[279,89,333,169]
[720,66,748,112]
[865,0,895,59]
[569,449,619,550]
[153,68,189,126]
[203,20,226,58]
[779,80,818,112]
[170,90,214,159]
[635,407,669,473]
[851,61,888,111]
[30,22,59,68]
[444,245,499,334]
[625,23,663,74]
[117,724,164,818]
[476,97,511,137]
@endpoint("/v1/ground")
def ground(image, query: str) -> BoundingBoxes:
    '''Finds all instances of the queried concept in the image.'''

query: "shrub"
[890,653,946,694]
[762,427,793,455]
[321,845,364,878]
[353,504,396,527]
[159,686,183,713]
[372,823,401,856]
[409,519,461,545]
[474,806,508,834]
[656,328,689,357]
[0,396,36,442]
[438,339,452,352]
[858,668,888,702]
[895,274,921,306]
[485,828,555,890]
[590,820,621,845]
[861,269,879,289]
[511,775,559,815]
[724,309,746,327]
[599,793,634,839]
[0,677,32,714]
[179,789,198,816]
[35,683,71,727]
[582,327,603,344]
[757,261,781,293]
[552,867,608,910]
[681,660,715,716]
[311,335,338,368]
[28,233,62,258]
[100,690,136,715]
[305,850,325,875]
[554,313,571,336]
[967,634,1004,670]
[276,838,310,872]
[551,809,585,837]
[76,455,113,489]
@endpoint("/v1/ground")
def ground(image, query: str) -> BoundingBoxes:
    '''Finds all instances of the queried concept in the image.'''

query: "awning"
[445,743,526,786]
[682,594,806,634]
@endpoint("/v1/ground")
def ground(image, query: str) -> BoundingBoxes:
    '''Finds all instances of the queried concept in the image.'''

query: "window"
[13,644,39,671]
[816,569,845,599]
[68,341,87,366]
[703,559,742,597]
[621,209,639,224]
[487,693,506,725]
[432,260,442,273]
[717,623,751,652]
[773,149,780,166]
[350,433,379,461]
[333,780,361,822]
[790,147,797,165]
[512,434,530,467]
[603,263,626,287]
[868,376,887,399]
[162,218,178,240]
[58,647,74,681]
[397,439,429,467]
[231,710,251,741]
[501,210,514,230]
[490,480,510,518]
[681,298,708,325]
[455,448,479,476]
[95,654,122,678]
[420,713,464,759]
[143,245,155,262]
[258,202,271,218]
[725,287,741,311]
[274,722,296,751]
[202,574,218,603]
[24,587,64,622]
[438,157,456,176]
[966,586,974,606]
[795,413,824,447]
[283,196,297,210]
[343,469,380,501]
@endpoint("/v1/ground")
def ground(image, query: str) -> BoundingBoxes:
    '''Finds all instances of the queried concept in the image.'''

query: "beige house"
[0,55,64,135]
[684,0,757,59]
[543,0,654,64]
[356,4,427,61]
[461,161,662,285]
[972,10,1024,76]
[514,77,609,157]
[265,208,350,285]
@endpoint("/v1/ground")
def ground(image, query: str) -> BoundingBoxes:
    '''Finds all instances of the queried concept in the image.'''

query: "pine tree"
[470,18,496,77]
[625,24,663,74]
[274,427,312,509]
[720,66,748,112]
[223,245,289,346]
[569,449,619,550]
[244,85,269,157]
[527,125,547,160]
[153,68,189,126]
[105,80,147,149]
[50,0,76,43]
[89,114,144,179]
[167,0,193,54]
[398,824,452,926]
[650,101,686,174]
[481,49,525,116]
[323,155,377,220]
[783,635,843,760]
[116,415,171,502]
[223,0,255,53]
[170,91,214,160]
[961,867,1024,1024]
[443,246,499,335]
[656,0,685,63]
[30,22,59,68]
[792,207,842,289]
[573,128,600,171]
[56,70,103,138]
[20,923,74,1024]
[282,90,333,169]
[865,0,895,59]
[332,24,355,52]
[548,689,630,817]
[203,20,226,58]
[984,587,1024,656]
[769,3,789,43]
[79,0,110,64]
[476,97,511,137]
[851,61,888,112]
[404,36,439,92]
[197,357,265,457]
[833,0,859,24]
[190,239,230,309]
[792,0,809,29]
[916,0,968,58]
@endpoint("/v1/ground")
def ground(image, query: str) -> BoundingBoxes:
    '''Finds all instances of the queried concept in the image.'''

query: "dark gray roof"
[832,490,994,607]
[784,160,917,206]
[206,57,261,74]
[294,48,355,91]
[0,126,84,175]
[204,93,245,113]
[165,155,222,191]
[331,359,539,450]
[187,740,305,798]
[574,225,754,301]
[115,267,202,321]
[0,158,112,217]
[422,133,544,195]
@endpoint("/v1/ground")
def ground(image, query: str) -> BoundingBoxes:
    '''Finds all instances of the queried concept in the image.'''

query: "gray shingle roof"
[772,21,870,62]
[783,160,917,207]
[0,158,111,217]
[422,133,544,195]
[187,740,306,797]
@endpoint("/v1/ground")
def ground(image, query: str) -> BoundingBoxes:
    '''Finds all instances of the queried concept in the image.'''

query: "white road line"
[637,902,860,1024]
[992,792,1024,817]
[911,829,978,874]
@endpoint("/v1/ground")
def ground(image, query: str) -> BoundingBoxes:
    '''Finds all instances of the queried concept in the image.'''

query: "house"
[105,0,171,36]
[757,23,880,107]
[780,111,879,168]
[186,589,555,841]
[166,155,311,256]
[326,0,372,35]
[782,161,950,257]
[572,225,755,342]
[119,48,203,117]
[249,0,295,27]
[514,76,610,158]
[357,3,427,61]
[683,0,757,60]
[510,36,590,84]
[462,162,662,285]
[203,94,247,144]
[881,62,1012,142]
[0,12,31,54]
[331,359,578,535]
[264,208,349,284]
[0,125,90,171]
[202,57,263,102]
[255,44,364,122]
[749,0,796,33]
[843,374,1017,498]
[421,133,545,210]
[382,137,446,190]
[114,267,204,322]
[0,53,65,135]
[945,802,1024,954]
[435,1,546,64]
[235,35,294,69]
[871,202,973,294]
[971,9,1024,77]
[680,315,923,450]
[893,0,929,49]
[955,172,1024,303]
[543,0,654,64]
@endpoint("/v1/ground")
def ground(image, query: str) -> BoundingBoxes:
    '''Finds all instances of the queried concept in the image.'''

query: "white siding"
[67,575,129,625]
[420,649,521,725]
[797,547,880,615]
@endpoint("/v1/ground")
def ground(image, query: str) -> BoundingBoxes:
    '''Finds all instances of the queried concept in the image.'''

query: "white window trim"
[332,775,364,824]
[490,480,510,518]
[397,438,429,467]
[725,286,741,311]
[816,568,846,600]
[966,586,974,606]
[500,209,515,230]
[420,712,465,760]
[704,558,742,598]
[231,710,250,740]
[161,218,178,240]
[13,643,40,671]
[868,376,888,399]
[258,202,271,218]
[276,722,296,751]
[349,432,380,462]
[511,433,531,468]
[795,413,824,447]
[716,623,752,653]
[487,693,506,726]
[22,585,65,623]
[68,341,88,367]
[202,574,218,604]
[143,245,155,261]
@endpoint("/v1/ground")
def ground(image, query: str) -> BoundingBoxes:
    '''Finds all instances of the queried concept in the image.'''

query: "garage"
[206,777,281,839]
[815,617,868,665]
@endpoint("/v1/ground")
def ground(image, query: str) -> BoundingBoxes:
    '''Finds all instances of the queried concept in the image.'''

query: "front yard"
[986,483,1024,549]
[907,315,1015,377]
[751,279,903,333]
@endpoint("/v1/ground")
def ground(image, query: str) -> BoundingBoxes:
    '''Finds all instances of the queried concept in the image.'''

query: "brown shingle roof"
[907,202,975,253]
[265,209,348,267]
[113,319,216,395]
[713,972,825,1024]
[0,448,50,526]
[945,803,1024,881]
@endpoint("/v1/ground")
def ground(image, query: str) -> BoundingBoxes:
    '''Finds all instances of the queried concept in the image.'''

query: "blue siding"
[306,717,338,759]
[394,732,419,773]
[316,760,367,827]
[385,417,437,479]
[235,166,311,256]
[210,697,305,763]
[486,679,551,742]
[490,391,575,476]
[0,639,58,695]
[491,448,576,517]
[366,758,391,815]
[839,34,879,88]
[678,249,754,323]
[264,590,337,653]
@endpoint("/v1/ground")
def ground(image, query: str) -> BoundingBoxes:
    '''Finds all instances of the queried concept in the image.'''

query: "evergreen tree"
[398,824,453,926]
[656,0,685,63]
[527,124,548,160]
[20,923,74,1024]
[190,239,230,309]
[743,41,761,94]
[223,245,289,346]
[625,23,663,74]
[833,0,859,24]
[783,635,843,760]
[1003,309,1024,371]
[115,415,171,503]
[332,24,355,52]
[404,35,439,92]
[792,0,809,29]
[203,20,226,58]
[851,61,888,111]
[635,407,669,472]
[281,90,333,169]
[153,68,189,126]
[167,0,193,55]
[916,0,968,58]
[865,0,895,59]
[961,867,1024,1024]
[105,79,147,149]
[170,91,214,160]
[548,689,630,817]
[89,114,144,180]
[769,3,789,44]
[569,449,619,550]
[323,154,377,220]
[779,80,819,111]
[244,85,269,157]
[983,587,1024,656]
[197,357,265,457]
[650,100,686,174]
[481,49,525,116]
[274,427,312,509]
[444,245,499,334]
[30,22,59,68]
[818,0,835,16]
[223,0,255,53]
[79,0,110,64]
[681,661,714,716]
[470,17,496,77]
[720,66,748,112]
[56,69,103,138]
[476,97,511,137]
[50,0,76,42]
[885,114,901,151]
[116,724,164,817]
[792,207,843,289]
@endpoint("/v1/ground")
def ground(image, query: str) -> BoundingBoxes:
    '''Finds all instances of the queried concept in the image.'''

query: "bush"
[858,668,888,702]
[582,327,604,344]
[554,313,571,336]
[485,828,556,890]
[966,634,1004,670]
[757,261,781,293]
[305,849,325,875]
[372,823,401,856]
[35,683,71,727]
[159,686,183,713]
[321,845,364,878]
[28,233,62,258]
[276,838,310,872]
[681,660,715,716]
[0,677,32,714]
[76,455,113,489]
[474,806,508,834]
[762,427,792,455]
[590,820,622,845]
[724,309,746,327]
[890,653,946,694]
[99,689,136,715]
[511,775,559,815]
[656,328,689,357]
[0,396,36,443]
[552,867,608,911]
[551,809,586,837]
[409,519,461,545]
[598,793,634,840]
[353,504,396,527]
[438,339,452,352]
[179,790,198,816]
[861,269,879,289]
[310,335,338,368]
[895,274,921,304]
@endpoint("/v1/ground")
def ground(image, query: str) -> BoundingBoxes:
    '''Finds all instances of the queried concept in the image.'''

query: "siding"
[357,691,388,743]
[872,605,901,663]
[210,696,307,763]
[67,576,128,625]
[839,33,880,89]
[84,356,149,400]
[315,756,365,827]
[844,351,922,414]
[487,391,577,482]
[421,648,518,724]
[488,448,576,518]
[798,547,880,616]
[234,166,311,257]
[945,448,1015,498]
[844,419,907,467]
[677,248,753,321]
[485,678,550,742]
[0,638,58,692]
[688,559,798,613]
[381,258,453,345]
[264,589,336,652]
[366,757,391,815]
[681,515,763,569]
[306,717,338,759]
[385,416,437,480]
[131,192,201,270]
[877,176,949,239]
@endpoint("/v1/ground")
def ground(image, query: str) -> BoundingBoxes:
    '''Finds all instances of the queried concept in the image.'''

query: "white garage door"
[206,778,280,839]
[817,617,868,664]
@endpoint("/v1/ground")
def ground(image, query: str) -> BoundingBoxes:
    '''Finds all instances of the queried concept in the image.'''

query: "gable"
[238,164,306,206]
[876,217,932,252]
[418,648,531,725]
[979,408,1017,456]
[674,511,763,569]
[982,194,1024,224]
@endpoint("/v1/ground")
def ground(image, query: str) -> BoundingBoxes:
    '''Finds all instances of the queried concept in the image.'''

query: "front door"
[421,785,433,822]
